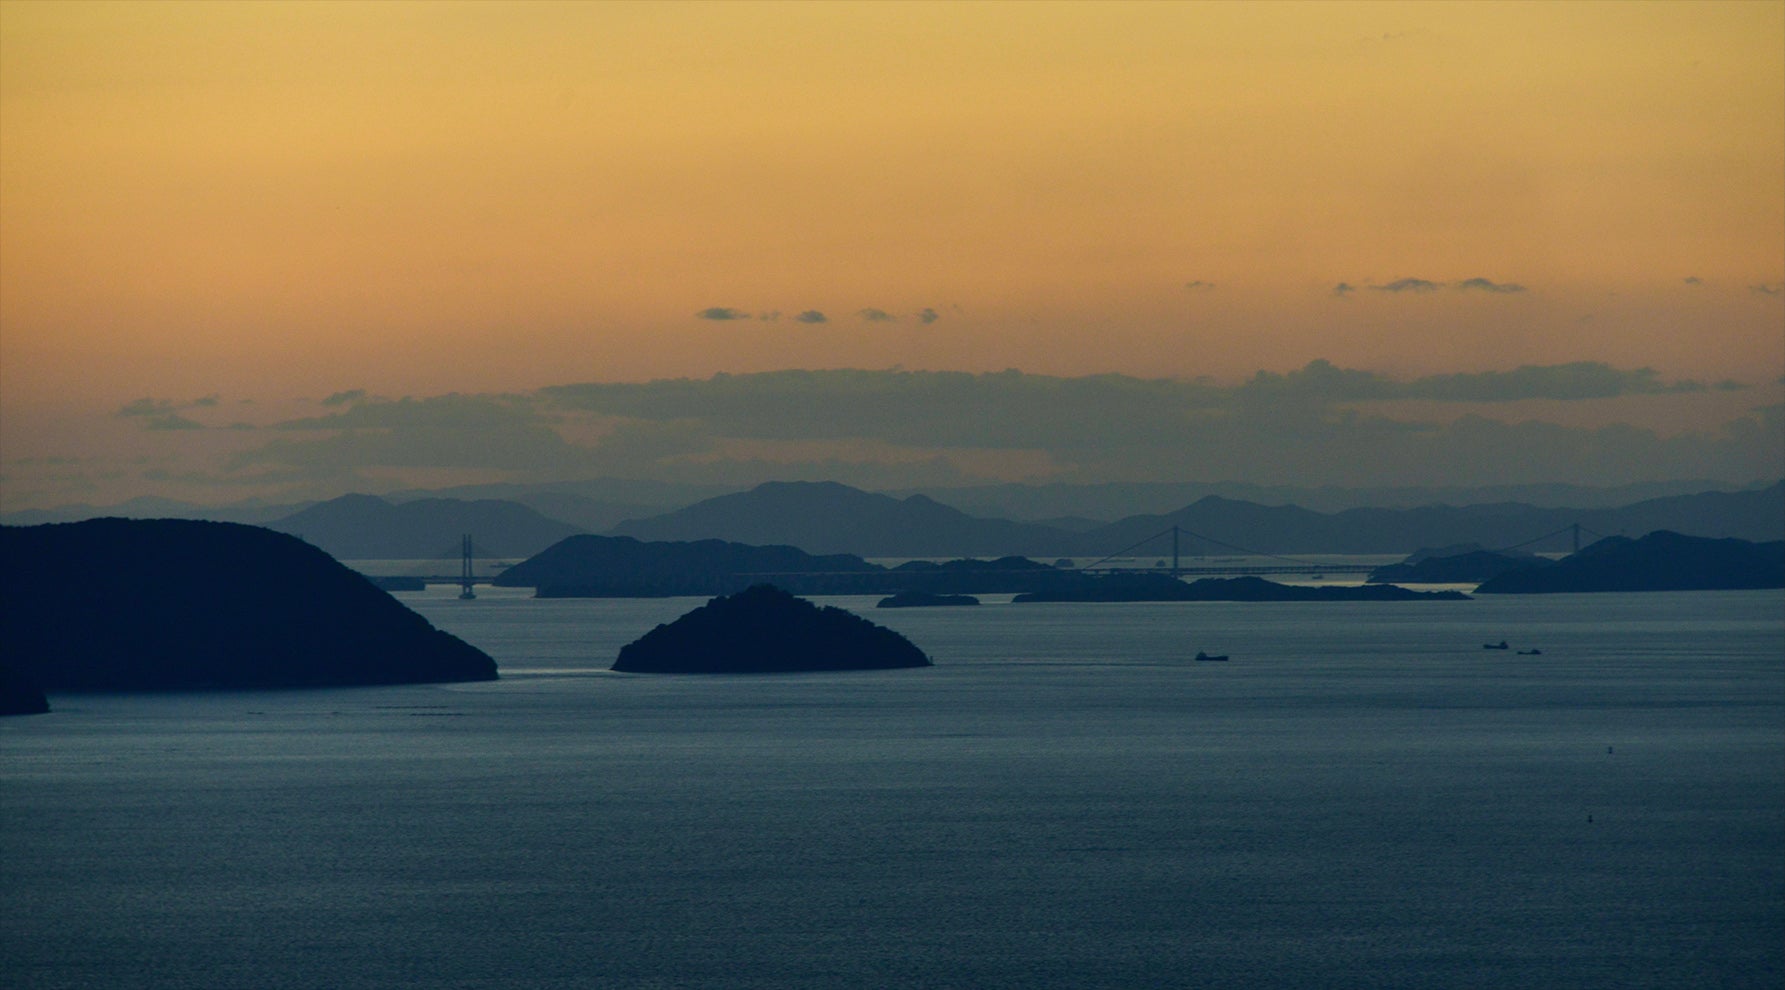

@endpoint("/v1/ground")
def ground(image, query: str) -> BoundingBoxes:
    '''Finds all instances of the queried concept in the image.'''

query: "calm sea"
[3,587,1781,989]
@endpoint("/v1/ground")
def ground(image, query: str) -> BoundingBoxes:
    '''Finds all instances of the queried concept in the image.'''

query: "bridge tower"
[1171,525,1181,579]
[458,534,476,600]
[1572,523,1580,554]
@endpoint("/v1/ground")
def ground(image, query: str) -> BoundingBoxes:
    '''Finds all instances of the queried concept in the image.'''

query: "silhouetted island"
[876,592,980,608]
[0,663,49,716]
[1474,531,1785,593]
[1012,574,1470,603]
[613,584,932,673]
[1367,547,1550,584]
[499,534,1085,597]
[1,519,498,691]
[496,534,880,597]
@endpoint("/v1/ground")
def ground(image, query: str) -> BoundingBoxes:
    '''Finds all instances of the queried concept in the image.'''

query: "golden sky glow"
[1,1,1782,507]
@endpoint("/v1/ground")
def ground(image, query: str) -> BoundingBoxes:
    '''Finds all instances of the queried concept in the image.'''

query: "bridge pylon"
[458,534,476,600]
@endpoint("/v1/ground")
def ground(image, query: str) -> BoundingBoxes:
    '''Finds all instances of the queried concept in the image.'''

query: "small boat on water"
[1194,651,1229,662]
[1517,648,1543,655]
[1484,641,1509,650]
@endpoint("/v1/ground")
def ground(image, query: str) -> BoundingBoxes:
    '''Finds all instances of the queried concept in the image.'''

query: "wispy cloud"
[1353,277,1527,294]
[104,364,1781,499]
[1371,277,1442,293]
[1751,283,1783,296]
[1455,277,1526,293]
[1242,359,1717,403]
[532,366,1781,487]
[117,398,179,418]
[701,305,946,324]
[238,394,608,475]
[115,397,214,431]
[1683,276,1703,286]
[1184,280,1216,292]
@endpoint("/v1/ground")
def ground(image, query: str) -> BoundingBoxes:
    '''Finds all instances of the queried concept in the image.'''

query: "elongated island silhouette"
[1,519,497,694]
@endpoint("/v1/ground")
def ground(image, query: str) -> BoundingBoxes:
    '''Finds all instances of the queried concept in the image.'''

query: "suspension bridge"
[359,535,511,597]
[1070,521,1611,578]
[366,521,1614,594]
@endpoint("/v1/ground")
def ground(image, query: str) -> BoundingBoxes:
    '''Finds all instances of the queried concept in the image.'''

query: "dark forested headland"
[0,662,50,715]
[1,519,498,691]
[1474,531,1785,593]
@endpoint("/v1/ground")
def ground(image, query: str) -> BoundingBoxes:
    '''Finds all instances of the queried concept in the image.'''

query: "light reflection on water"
[2,590,1780,989]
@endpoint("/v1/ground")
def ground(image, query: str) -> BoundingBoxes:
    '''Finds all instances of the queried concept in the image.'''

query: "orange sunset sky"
[1,0,1782,507]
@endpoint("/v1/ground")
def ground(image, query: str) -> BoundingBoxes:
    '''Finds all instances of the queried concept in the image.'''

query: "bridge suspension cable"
[1490,522,1609,555]
[1078,520,1614,575]
[1076,525,1335,573]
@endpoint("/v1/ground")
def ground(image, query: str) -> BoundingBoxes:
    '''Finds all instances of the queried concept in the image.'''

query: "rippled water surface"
[3,589,1781,989]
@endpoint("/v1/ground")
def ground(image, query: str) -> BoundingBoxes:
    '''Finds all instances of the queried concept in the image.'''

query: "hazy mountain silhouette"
[264,494,586,559]
[1591,484,1785,542]
[1083,482,1785,556]
[609,480,1075,556]
[905,478,1762,520]
[1474,531,1785,593]
[7,479,1777,560]
[1,519,497,690]
[501,492,663,534]
[382,479,719,533]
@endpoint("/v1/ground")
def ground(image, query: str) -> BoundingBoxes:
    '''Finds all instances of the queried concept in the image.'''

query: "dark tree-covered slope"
[1474,531,1785,594]
[2,519,497,690]
[0,663,49,715]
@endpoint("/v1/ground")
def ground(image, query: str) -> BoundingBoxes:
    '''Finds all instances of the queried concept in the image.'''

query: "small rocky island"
[613,584,932,673]
[1,519,498,691]
[876,592,980,608]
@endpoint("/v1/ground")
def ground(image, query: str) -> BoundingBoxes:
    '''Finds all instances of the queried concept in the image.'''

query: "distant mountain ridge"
[5,479,1780,560]
[609,481,1075,557]
[264,494,586,559]
[609,480,1785,557]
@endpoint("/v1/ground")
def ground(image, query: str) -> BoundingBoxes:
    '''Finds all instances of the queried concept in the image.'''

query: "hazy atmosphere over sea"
[4,6,1783,988]
[1,1,1781,512]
